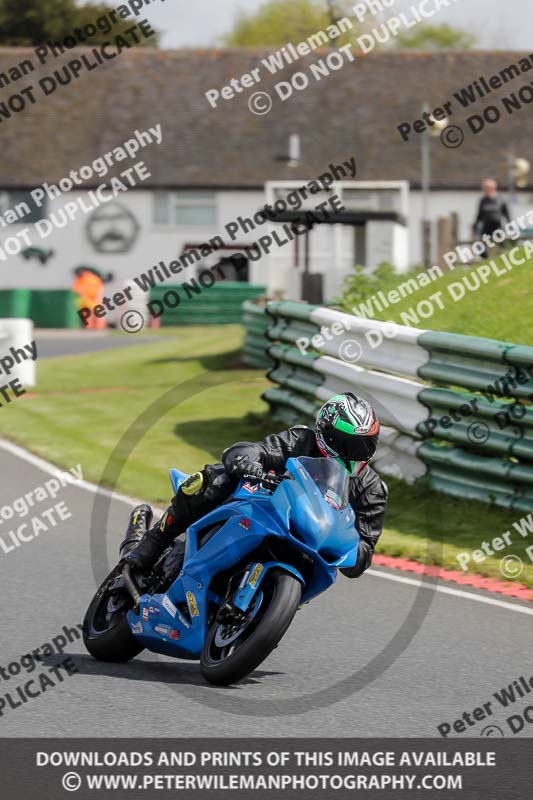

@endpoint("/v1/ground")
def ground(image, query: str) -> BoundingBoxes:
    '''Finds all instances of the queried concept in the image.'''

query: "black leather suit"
[163,426,388,579]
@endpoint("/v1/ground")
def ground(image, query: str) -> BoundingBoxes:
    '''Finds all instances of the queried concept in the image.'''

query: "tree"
[223,0,345,47]
[222,0,475,51]
[0,0,158,47]
[396,24,475,51]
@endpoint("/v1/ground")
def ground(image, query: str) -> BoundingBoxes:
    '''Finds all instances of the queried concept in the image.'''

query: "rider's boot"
[123,472,204,572]
[118,504,153,559]
[123,510,175,571]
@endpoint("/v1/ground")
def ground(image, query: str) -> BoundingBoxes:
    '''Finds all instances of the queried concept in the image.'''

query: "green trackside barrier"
[419,443,533,511]
[241,300,271,369]
[262,386,318,426]
[0,289,32,318]
[150,283,266,326]
[248,300,533,510]
[418,387,533,461]
[267,343,320,371]
[265,300,318,323]
[266,320,321,345]
[426,467,533,513]
[265,345,322,397]
[29,290,80,328]
[418,331,533,397]
[0,289,80,327]
[267,365,323,399]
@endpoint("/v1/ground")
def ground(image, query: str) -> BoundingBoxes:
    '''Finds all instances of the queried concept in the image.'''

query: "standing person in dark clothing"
[473,179,511,241]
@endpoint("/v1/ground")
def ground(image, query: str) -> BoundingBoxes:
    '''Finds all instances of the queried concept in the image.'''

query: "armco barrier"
[242,301,271,369]
[242,300,533,510]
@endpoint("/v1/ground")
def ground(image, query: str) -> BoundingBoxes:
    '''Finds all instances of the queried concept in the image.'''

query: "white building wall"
[1,185,530,304]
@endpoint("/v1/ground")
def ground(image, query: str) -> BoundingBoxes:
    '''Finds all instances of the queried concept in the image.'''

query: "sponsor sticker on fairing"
[142,607,149,621]
[162,595,177,617]
[154,624,171,637]
[131,622,143,634]
[149,605,160,616]
[177,612,191,629]
[170,630,180,640]
[186,591,200,617]
[242,482,259,494]
[248,564,264,588]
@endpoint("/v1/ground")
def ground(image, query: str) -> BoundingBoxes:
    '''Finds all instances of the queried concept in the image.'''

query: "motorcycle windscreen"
[287,457,356,559]
[296,457,350,510]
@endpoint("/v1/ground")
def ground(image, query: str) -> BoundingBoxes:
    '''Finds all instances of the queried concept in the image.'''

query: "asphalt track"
[36,331,168,359]
[1,441,532,739]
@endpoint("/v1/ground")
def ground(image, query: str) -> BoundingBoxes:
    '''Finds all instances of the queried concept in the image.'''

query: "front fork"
[231,561,304,613]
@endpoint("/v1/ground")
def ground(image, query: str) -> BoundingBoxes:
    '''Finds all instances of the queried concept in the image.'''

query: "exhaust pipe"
[122,564,142,611]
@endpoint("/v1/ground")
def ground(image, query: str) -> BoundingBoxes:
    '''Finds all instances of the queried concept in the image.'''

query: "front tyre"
[200,568,301,685]
[83,565,144,663]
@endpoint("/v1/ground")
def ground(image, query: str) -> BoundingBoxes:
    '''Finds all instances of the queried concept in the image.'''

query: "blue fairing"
[169,468,189,494]
[128,457,359,659]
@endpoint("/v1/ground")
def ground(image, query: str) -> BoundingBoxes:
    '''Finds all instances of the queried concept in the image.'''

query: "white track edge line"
[0,438,147,509]
[367,568,533,615]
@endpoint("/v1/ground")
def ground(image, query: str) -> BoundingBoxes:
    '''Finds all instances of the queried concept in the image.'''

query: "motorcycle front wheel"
[83,565,144,663]
[200,568,301,685]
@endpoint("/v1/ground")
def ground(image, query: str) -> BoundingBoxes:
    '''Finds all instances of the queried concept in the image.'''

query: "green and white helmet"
[315,393,380,475]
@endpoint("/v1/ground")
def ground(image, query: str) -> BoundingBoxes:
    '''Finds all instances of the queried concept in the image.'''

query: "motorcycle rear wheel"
[200,568,301,685]
[83,565,144,663]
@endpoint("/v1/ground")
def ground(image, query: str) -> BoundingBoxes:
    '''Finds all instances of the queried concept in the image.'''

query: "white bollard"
[0,318,36,388]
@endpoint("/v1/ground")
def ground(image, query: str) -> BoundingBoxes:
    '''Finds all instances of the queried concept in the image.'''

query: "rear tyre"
[83,565,144,663]
[200,568,301,686]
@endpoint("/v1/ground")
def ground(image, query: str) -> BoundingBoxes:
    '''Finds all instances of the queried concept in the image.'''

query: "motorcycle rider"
[121,393,388,579]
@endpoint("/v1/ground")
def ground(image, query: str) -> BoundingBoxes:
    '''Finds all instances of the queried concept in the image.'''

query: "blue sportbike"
[83,456,359,685]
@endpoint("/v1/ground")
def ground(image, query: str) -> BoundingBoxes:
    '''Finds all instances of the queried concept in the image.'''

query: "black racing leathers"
[221,426,388,578]
[163,427,387,578]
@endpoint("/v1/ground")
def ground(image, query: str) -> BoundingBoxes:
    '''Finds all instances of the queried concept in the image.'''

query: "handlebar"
[242,472,288,490]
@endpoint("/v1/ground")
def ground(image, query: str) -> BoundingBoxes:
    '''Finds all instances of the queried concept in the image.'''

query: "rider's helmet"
[315,392,380,475]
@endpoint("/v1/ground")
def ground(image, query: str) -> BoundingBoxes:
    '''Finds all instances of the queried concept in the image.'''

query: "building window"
[0,190,47,224]
[154,192,217,226]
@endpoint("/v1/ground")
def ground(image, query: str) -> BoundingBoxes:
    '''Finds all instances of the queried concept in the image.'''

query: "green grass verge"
[340,249,533,345]
[1,326,531,588]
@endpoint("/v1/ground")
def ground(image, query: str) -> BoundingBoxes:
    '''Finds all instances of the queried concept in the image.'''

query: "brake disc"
[214,590,264,648]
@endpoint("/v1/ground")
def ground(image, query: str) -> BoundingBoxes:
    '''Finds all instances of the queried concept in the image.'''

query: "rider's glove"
[228,455,264,479]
